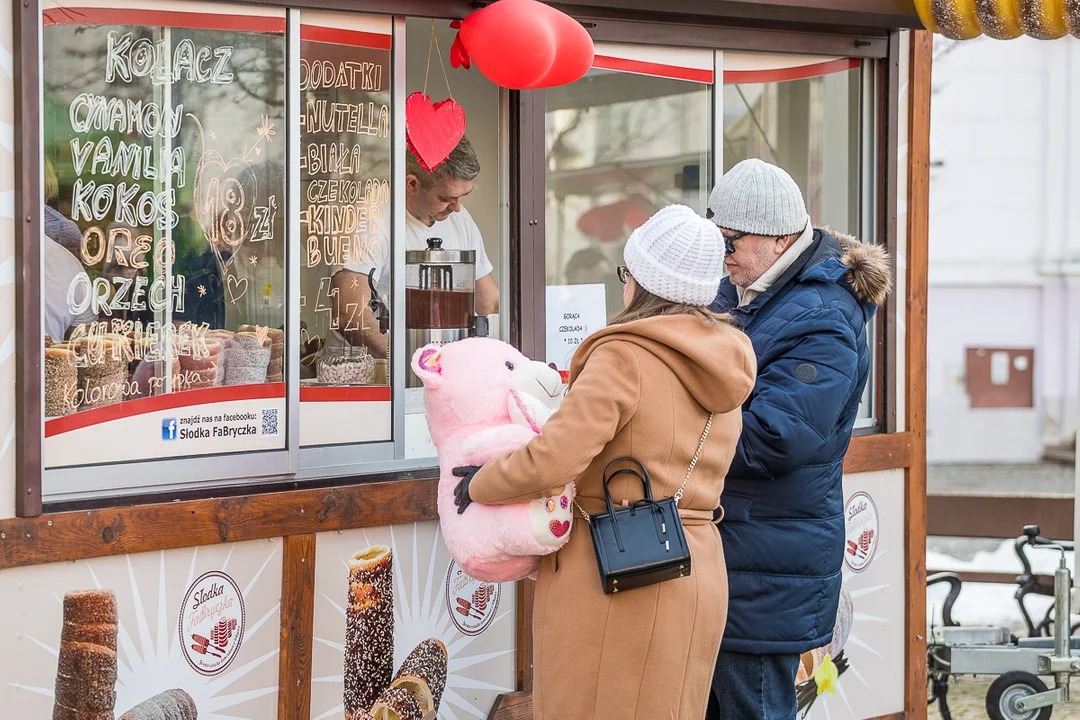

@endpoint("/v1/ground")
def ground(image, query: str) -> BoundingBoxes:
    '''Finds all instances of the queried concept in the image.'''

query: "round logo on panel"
[844,491,880,573]
[444,559,502,636]
[179,570,246,675]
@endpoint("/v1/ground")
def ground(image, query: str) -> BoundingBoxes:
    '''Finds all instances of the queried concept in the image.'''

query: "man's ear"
[405,174,420,196]
[776,233,799,255]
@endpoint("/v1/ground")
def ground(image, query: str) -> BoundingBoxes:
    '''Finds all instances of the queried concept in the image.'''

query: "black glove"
[452,465,482,514]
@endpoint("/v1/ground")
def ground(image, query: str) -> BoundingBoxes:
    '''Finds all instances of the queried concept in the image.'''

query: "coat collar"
[713,230,827,320]
[711,230,875,327]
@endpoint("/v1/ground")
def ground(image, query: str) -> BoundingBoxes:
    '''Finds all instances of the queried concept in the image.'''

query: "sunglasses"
[719,230,751,255]
[710,206,796,253]
[616,265,630,284]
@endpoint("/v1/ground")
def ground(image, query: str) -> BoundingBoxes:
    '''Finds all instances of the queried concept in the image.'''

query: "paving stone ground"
[928,463,1075,496]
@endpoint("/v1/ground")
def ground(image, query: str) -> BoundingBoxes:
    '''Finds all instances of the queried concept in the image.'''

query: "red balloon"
[457,0,557,90]
[449,23,471,70]
[523,2,594,88]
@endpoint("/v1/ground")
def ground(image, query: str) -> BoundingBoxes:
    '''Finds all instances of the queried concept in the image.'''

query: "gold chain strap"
[574,413,714,524]
[674,413,713,507]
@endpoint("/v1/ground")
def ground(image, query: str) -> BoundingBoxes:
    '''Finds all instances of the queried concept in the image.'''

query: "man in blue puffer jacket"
[705,159,891,720]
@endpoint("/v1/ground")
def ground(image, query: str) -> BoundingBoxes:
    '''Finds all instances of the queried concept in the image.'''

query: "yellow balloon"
[976,0,1025,38]
[1019,0,1069,39]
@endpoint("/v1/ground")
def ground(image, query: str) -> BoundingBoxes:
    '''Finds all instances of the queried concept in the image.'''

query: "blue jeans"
[707,649,800,720]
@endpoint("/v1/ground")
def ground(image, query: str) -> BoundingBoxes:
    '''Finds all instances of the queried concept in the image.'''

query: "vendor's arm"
[464,209,498,316]
[468,341,640,505]
[330,269,388,359]
[475,274,499,316]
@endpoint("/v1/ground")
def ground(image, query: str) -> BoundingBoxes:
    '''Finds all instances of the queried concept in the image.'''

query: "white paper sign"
[546,284,607,370]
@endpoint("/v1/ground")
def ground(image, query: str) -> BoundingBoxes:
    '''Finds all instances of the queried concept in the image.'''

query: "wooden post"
[279,534,317,720]
[905,28,933,720]
[13,0,43,517]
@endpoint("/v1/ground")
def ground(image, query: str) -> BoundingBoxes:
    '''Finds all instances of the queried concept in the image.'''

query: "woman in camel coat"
[453,205,757,719]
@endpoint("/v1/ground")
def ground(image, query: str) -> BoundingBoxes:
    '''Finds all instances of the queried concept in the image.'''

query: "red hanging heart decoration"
[405,92,467,172]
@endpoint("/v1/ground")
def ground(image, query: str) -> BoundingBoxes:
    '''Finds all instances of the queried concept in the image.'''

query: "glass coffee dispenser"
[405,238,477,387]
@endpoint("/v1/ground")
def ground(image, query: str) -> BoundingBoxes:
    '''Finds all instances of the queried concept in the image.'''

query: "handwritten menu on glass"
[299,38,391,386]
[42,23,285,442]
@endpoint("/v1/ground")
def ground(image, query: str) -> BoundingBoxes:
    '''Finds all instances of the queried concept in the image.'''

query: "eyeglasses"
[720,230,751,255]
[706,208,742,252]
[616,265,630,284]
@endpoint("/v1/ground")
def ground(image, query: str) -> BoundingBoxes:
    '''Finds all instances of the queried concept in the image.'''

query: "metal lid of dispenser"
[405,237,475,265]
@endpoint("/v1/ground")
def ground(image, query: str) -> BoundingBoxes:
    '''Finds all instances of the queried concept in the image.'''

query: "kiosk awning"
[548,0,924,31]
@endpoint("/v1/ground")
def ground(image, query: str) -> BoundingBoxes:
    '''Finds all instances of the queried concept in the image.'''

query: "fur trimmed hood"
[824,228,892,307]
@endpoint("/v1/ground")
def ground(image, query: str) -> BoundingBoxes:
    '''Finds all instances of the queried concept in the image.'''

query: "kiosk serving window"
[297,14,393,449]
[32,5,888,503]
[37,3,511,501]
[42,7,289,482]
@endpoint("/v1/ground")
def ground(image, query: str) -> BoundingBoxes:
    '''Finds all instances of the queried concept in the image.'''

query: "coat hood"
[823,227,892,307]
[570,314,756,415]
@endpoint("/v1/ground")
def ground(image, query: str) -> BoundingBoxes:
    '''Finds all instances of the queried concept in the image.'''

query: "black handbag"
[577,414,713,595]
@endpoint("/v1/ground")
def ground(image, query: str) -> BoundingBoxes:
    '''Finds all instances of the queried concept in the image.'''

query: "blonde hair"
[44,157,58,203]
[612,277,732,328]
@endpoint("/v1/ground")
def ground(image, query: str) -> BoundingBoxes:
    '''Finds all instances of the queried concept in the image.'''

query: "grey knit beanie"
[707,158,809,236]
[623,204,725,307]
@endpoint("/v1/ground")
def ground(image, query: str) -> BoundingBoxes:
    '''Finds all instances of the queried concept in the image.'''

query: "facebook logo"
[162,418,177,441]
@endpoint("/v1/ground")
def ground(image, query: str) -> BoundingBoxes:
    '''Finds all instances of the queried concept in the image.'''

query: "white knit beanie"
[707,158,809,236]
[623,204,725,307]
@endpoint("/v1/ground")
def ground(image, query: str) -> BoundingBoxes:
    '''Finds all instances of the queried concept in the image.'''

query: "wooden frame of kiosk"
[0,1,931,718]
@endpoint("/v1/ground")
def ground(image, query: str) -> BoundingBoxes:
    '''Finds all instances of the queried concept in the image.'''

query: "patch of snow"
[928,539,1075,627]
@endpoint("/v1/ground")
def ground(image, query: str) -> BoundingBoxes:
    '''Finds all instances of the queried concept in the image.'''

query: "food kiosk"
[0,0,933,718]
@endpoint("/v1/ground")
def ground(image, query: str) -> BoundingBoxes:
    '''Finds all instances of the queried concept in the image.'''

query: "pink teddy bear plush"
[411,337,575,583]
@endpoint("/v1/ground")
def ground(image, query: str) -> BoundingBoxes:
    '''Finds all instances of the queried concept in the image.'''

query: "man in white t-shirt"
[333,136,498,358]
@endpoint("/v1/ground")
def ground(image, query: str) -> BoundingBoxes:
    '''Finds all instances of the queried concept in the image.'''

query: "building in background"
[928,35,1080,464]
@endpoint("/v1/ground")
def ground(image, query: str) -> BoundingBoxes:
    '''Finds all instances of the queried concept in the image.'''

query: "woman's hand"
[452,466,482,514]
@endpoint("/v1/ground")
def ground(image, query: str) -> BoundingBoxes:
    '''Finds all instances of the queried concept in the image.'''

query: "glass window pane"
[402,18,504,460]
[724,58,878,426]
[723,62,861,235]
[42,16,287,468]
[544,68,712,370]
[298,23,393,448]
